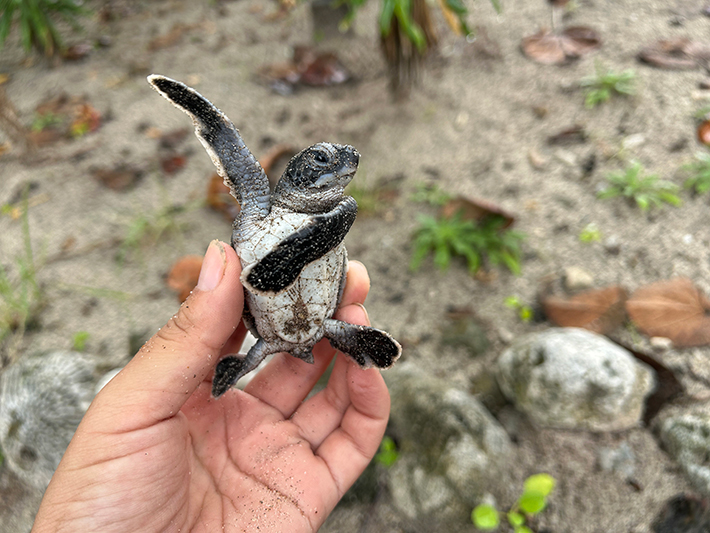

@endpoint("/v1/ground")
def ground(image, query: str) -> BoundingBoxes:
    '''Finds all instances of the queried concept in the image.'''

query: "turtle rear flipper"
[147,75,271,220]
[242,196,357,294]
[323,319,402,369]
[212,339,273,398]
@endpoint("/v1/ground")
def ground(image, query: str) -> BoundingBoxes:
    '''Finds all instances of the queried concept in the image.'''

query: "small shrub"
[504,296,533,323]
[598,161,680,211]
[682,152,710,195]
[0,193,44,360]
[72,331,89,352]
[374,436,399,467]
[472,473,556,532]
[578,223,602,243]
[410,213,524,275]
[0,0,88,56]
[581,64,636,109]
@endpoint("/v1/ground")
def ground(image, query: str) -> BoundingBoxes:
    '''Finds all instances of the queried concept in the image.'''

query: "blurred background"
[2,0,710,531]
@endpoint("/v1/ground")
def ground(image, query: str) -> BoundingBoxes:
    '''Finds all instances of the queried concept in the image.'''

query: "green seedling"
[411,183,452,207]
[0,192,44,360]
[72,331,89,352]
[374,436,399,467]
[598,161,681,211]
[31,111,63,132]
[411,213,524,275]
[472,473,556,532]
[0,0,88,55]
[682,152,710,195]
[581,65,636,109]
[579,223,602,243]
[116,199,200,264]
[504,296,533,323]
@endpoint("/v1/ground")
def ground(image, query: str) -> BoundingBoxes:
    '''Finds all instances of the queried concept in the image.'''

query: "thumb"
[90,240,243,432]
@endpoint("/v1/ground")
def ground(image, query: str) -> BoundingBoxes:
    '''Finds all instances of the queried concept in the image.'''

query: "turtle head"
[273,142,359,211]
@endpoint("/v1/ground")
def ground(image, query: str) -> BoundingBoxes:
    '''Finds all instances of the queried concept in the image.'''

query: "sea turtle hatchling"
[148,75,402,398]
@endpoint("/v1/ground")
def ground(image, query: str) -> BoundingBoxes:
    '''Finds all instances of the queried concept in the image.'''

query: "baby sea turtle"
[148,75,402,398]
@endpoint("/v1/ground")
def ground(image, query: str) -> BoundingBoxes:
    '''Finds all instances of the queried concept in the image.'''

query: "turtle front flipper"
[147,75,271,220]
[212,339,274,398]
[323,319,402,369]
[241,196,357,294]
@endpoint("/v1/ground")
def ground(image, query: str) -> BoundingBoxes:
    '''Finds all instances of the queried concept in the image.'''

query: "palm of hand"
[32,246,388,533]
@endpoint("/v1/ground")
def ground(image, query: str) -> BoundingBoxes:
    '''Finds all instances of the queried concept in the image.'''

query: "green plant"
[504,296,533,323]
[0,0,88,56]
[472,473,556,532]
[410,183,451,207]
[31,111,63,132]
[116,200,200,264]
[411,213,524,275]
[0,192,43,360]
[682,152,710,195]
[578,222,602,243]
[72,330,89,351]
[374,436,399,467]
[598,161,681,211]
[581,64,636,109]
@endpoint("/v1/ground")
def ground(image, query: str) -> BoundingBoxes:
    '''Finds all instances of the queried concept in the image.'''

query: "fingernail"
[197,240,226,291]
[353,302,371,326]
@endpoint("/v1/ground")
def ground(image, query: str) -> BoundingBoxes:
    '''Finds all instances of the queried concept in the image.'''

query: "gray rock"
[0,351,98,489]
[496,328,656,431]
[658,404,710,496]
[385,364,513,521]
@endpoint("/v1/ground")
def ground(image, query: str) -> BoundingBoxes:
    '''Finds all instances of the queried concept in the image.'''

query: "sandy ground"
[2,0,710,531]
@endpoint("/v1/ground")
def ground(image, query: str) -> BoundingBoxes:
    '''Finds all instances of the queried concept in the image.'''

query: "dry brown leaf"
[160,154,187,175]
[206,172,240,221]
[626,278,710,347]
[638,38,710,70]
[167,255,203,302]
[522,26,601,65]
[547,124,587,146]
[441,195,515,229]
[92,165,144,191]
[698,121,710,145]
[259,46,350,91]
[542,286,628,334]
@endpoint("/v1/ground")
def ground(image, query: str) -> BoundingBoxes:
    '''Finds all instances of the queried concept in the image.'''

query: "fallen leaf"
[206,172,240,220]
[638,38,710,70]
[521,26,601,65]
[547,125,587,146]
[259,45,350,91]
[167,255,203,302]
[158,128,190,150]
[27,128,64,146]
[70,103,101,136]
[62,43,92,61]
[441,195,515,228]
[160,154,188,175]
[542,286,628,334]
[626,278,710,347]
[698,120,710,145]
[148,23,194,51]
[92,165,144,191]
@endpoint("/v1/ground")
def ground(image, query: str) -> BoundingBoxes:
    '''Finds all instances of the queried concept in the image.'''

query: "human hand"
[32,241,390,533]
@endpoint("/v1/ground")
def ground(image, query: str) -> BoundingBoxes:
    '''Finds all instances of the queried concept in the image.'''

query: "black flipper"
[147,75,271,220]
[242,196,357,294]
[212,339,272,398]
[323,319,402,369]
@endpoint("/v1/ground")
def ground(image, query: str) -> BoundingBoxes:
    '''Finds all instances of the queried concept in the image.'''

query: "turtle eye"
[313,151,329,166]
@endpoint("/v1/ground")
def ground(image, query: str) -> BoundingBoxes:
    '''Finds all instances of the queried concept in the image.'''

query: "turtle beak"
[313,162,358,188]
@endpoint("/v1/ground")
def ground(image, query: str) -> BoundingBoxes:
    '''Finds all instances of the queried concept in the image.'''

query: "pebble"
[604,235,621,255]
[650,337,673,351]
[564,266,595,291]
